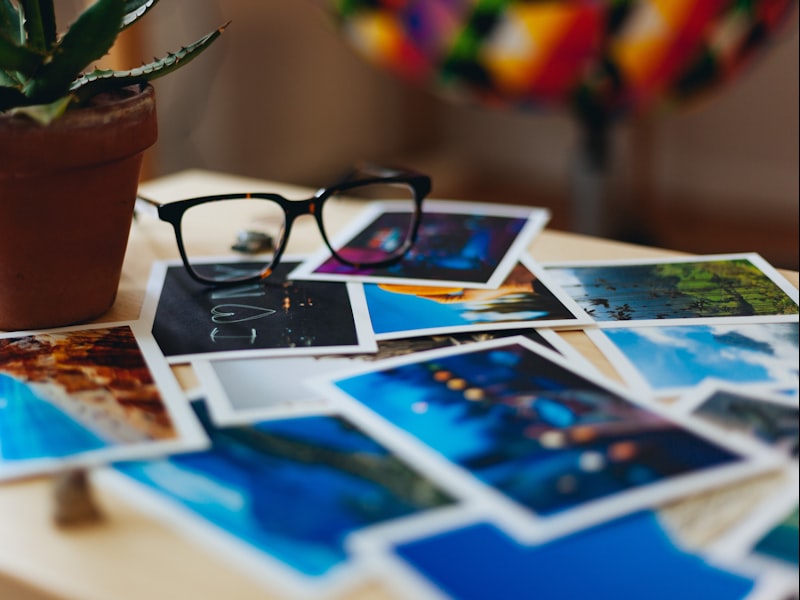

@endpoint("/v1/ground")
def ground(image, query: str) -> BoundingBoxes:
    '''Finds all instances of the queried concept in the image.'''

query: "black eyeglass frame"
[135,166,431,286]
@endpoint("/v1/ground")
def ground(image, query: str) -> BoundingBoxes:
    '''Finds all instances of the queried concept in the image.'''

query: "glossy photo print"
[348,509,759,600]
[672,381,799,458]
[195,328,591,424]
[290,200,550,288]
[363,254,592,340]
[0,323,206,481]
[543,254,799,327]
[751,505,799,567]
[587,322,799,398]
[140,257,376,363]
[107,400,457,598]
[311,337,780,542]
[709,472,799,583]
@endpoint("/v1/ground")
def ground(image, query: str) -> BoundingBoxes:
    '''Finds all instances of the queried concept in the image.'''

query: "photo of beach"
[0,325,204,479]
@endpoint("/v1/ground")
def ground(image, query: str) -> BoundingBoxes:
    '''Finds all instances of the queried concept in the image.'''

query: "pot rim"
[0,84,158,171]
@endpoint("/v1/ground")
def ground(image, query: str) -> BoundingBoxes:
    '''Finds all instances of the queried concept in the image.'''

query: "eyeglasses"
[135,165,431,286]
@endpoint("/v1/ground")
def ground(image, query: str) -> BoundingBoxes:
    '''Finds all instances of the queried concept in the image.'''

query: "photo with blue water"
[0,325,177,476]
[364,261,583,336]
[0,373,108,461]
[116,402,453,578]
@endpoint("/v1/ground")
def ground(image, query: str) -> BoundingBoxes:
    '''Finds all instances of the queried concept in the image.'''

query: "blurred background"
[77,1,799,268]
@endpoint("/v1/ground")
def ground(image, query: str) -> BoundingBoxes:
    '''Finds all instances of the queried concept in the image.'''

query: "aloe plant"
[0,0,226,123]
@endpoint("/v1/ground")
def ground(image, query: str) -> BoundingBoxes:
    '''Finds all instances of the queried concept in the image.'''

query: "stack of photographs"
[2,199,797,599]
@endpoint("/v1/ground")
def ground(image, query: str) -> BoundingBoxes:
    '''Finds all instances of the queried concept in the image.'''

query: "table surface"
[1,170,797,600]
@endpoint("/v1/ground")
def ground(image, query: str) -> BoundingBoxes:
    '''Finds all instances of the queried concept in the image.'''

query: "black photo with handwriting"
[152,262,364,358]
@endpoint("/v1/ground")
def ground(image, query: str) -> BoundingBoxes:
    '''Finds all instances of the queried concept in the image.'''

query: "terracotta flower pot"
[0,84,157,331]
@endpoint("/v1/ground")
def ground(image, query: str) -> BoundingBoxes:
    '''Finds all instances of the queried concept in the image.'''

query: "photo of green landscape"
[546,257,799,322]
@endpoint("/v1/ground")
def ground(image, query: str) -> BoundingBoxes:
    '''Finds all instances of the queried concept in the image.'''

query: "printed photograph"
[113,400,456,595]
[674,382,798,457]
[198,328,582,424]
[709,473,799,575]
[0,324,205,480]
[543,254,799,326]
[589,322,799,398]
[752,505,799,566]
[141,259,376,363]
[363,255,592,339]
[290,200,549,288]
[314,338,777,539]
[352,513,757,600]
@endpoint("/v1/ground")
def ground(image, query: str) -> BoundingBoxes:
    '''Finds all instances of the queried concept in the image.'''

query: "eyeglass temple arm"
[133,194,162,220]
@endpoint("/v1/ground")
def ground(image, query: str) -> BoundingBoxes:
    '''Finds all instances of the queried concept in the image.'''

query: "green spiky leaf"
[71,23,228,102]
[39,1,58,50]
[0,30,43,75]
[0,0,23,44]
[0,68,20,86]
[6,94,72,124]
[23,0,124,104]
[18,0,56,52]
[0,83,29,111]
[1,0,226,120]
[122,0,160,29]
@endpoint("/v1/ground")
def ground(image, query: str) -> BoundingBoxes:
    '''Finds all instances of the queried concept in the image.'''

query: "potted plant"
[0,0,226,330]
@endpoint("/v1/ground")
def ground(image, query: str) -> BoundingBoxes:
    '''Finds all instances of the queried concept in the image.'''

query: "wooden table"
[1,170,797,600]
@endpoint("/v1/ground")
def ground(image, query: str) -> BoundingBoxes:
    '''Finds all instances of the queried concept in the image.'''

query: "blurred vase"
[320,0,795,122]
[318,0,795,236]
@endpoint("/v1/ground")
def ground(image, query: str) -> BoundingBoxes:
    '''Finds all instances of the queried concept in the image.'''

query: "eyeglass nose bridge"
[281,195,323,224]
[280,195,336,250]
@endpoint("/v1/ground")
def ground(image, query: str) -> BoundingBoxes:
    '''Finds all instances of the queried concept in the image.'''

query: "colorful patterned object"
[324,0,795,124]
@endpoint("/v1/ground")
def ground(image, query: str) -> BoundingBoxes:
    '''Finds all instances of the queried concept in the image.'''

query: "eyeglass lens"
[178,181,419,283]
[179,197,285,283]
[322,181,418,265]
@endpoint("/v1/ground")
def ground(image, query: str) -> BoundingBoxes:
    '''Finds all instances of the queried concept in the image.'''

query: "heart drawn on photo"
[210,304,277,324]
